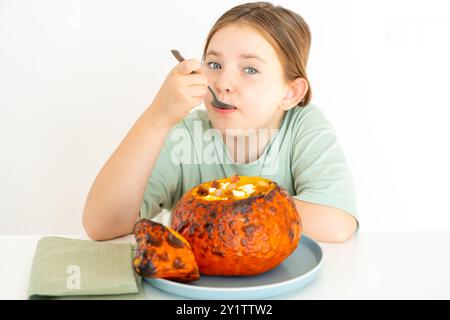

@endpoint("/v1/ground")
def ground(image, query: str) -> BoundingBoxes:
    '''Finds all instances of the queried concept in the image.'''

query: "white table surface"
[1,231,449,299]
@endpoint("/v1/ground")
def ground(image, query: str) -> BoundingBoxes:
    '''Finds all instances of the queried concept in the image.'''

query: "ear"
[280,77,309,110]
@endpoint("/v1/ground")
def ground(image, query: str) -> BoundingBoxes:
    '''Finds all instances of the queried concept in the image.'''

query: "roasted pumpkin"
[132,219,199,282]
[171,175,302,276]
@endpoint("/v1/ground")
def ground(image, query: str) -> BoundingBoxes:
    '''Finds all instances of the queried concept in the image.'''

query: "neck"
[223,112,285,164]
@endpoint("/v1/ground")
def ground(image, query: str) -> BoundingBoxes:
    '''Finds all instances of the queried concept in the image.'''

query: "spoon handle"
[170,50,185,63]
[170,50,196,74]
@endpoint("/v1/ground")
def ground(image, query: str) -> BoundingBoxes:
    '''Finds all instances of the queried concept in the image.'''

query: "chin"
[206,106,257,135]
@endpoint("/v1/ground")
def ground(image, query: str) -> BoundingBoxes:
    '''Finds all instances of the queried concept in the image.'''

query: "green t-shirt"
[140,104,358,227]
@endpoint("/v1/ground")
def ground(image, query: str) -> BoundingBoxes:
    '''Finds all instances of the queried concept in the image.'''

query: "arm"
[82,107,172,241]
[82,59,208,241]
[293,199,357,243]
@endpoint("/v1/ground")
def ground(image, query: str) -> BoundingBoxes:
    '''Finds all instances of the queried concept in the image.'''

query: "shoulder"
[285,103,333,136]
[284,103,340,154]
[281,103,338,149]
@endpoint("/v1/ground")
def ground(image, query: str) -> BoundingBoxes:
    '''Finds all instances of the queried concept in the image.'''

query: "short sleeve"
[140,130,182,220]
[290,106,359,227]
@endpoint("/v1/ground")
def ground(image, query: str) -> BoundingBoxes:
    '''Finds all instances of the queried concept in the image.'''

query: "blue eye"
[244,67,259,75]
[207,62,221,69]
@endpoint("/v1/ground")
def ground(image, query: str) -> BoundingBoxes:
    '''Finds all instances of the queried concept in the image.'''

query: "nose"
[213,69,236,97]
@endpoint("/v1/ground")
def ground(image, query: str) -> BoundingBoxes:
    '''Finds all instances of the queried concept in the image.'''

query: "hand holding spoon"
[170,50,236,110]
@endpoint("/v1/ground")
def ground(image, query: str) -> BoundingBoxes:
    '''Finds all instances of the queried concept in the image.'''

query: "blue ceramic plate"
[144,235,323,299]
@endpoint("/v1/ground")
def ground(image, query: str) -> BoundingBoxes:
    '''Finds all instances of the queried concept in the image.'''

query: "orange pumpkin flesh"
[132,219,199,282]
[171,175,302,276]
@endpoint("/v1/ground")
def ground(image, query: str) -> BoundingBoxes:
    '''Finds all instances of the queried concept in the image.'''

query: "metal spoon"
[170,50,236,110]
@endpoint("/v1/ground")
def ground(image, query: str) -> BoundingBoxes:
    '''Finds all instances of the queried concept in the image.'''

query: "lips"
[212,101,237,110]
[212,103,237,114]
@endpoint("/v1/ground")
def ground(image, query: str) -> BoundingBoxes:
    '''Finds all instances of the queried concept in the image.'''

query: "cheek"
[203,66,217,84]
[240,81,283,112]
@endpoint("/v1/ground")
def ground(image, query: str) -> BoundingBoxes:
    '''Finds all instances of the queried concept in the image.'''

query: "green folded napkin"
[28,237,144,300]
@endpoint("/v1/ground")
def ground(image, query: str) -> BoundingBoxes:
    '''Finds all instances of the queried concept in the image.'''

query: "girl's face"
[202,23,290,135]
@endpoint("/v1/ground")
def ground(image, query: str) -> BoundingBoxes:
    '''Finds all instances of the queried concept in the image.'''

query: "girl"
[82,2,358,243]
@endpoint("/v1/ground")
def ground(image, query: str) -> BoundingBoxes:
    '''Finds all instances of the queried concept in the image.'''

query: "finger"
[186,74,208,87]
[196,64,206,74]
[178,74,208,87]
[176,59,201,75]
[187,86,208,98]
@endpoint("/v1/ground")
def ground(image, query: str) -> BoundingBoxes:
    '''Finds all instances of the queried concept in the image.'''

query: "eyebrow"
[206,50,267,64]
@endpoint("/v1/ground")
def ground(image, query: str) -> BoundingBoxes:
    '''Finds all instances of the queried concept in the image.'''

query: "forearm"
[82,104,172,241]
[293,199,357,243]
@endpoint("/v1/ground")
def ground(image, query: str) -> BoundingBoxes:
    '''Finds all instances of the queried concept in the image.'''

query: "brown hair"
[202,2,312,107]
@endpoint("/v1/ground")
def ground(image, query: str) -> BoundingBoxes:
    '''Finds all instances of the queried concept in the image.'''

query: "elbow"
[329,217,358,243]
[82,206,136,241]
[309,215,358,244]
[82,213,101,241]
[82,208,110,241]
[83,226,104,242]
[333,229,356,243]
[294,199,358,244]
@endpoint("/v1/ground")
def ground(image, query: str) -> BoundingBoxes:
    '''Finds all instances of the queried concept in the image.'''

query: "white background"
[1,0,449,234]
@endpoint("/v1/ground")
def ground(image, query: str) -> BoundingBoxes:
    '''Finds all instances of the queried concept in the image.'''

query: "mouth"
[212,101,237,114]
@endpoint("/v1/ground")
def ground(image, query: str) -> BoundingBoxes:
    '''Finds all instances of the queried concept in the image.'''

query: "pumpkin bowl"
[171,175,302,276]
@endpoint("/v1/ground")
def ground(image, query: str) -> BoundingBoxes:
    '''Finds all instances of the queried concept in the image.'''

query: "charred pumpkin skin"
[132,219,200,282]
[171,176,302,276]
